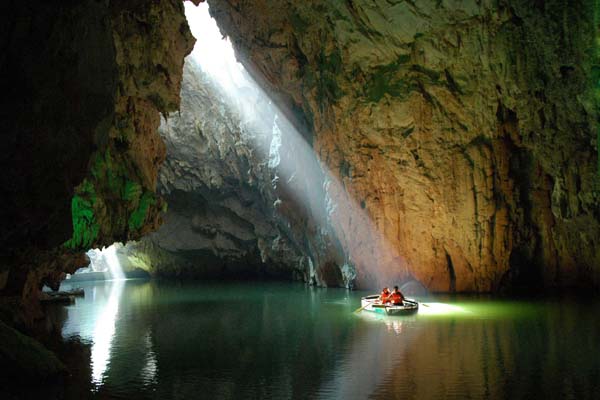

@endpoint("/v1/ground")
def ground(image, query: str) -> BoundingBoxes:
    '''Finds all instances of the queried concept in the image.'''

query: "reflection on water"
[61,280,126,387]
[317,313,419,399]
[140,330,158,386]
[90,280,124,386]
[54,281,600,399]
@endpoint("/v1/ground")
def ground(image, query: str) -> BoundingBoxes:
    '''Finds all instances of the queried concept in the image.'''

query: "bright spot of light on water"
[78,245,127,388]
[91,280,125,387]
[355,299,472,322]
[418,302,470,316]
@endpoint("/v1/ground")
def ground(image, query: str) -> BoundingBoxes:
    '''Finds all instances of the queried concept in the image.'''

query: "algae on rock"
[209,0,600,291]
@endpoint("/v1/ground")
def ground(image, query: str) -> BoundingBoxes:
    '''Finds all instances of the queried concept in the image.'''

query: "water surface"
[50,280,600,399]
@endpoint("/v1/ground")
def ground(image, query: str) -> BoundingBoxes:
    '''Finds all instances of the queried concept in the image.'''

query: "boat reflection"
[51,283,600,399]
[316,313,420,399]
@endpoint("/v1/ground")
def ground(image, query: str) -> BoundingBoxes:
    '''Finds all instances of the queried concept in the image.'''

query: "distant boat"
[360,295,419,315]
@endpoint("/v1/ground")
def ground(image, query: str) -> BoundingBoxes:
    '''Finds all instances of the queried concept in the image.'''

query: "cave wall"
[0,0,115,297]
[208,0,600,291]
[123,61,345,284]
[0,0,196,388]
[127,61,304,280]
[1,0,598,306]
[0,0,194,304]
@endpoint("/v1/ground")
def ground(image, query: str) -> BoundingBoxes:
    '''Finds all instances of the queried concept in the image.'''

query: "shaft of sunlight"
[185,2,246,94]
[104,245,126,280]
[85,244,126,280]
[184,3,409,288]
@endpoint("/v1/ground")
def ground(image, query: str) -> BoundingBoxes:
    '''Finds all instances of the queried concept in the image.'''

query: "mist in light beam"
[86,244,126,280]
[104,245,125,280]
[184,3,411,289]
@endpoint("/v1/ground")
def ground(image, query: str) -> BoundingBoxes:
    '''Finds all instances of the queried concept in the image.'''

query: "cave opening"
[60,2,416,290]
[166,2,412,290]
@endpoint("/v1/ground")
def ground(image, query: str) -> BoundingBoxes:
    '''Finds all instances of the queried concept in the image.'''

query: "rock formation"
[1,1,599,391]
[0,0,194,308]
[123,60,347,285]
[125,61,299,279]
[0,0,194,387]
[208,0,600,291]
[0,0,598,323]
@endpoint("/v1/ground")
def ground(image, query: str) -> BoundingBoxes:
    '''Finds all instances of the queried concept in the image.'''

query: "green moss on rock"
[129,191,156,232]
[593,2,600,183]
[64,179,99,249]
[91,148,129,196]
[316,48,345,106]
[363,56,417,102]
[65,145,161,250]
[123,180,142,201]
[290,13,309,35]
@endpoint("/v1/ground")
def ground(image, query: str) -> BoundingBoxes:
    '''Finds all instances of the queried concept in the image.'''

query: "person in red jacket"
[390,286,405,305]
[379,287,391,304]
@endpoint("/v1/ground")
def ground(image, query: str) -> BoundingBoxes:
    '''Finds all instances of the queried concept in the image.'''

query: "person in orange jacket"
[379,287,391,304]
[389,286,405,305]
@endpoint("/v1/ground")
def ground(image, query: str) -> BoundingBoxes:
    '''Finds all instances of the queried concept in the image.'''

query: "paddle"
[354,300,377,313]
[404,298,429,307]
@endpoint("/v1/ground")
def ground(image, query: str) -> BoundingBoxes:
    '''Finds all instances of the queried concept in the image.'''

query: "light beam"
[184,3,412,289]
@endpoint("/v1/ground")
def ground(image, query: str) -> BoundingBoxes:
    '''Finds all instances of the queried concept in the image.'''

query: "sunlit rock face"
[0,0,193,304]
[126,61,341,282]
[209,0,600,291]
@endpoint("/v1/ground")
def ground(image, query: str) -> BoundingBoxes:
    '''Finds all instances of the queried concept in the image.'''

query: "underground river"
[45,280,600,399]
[4,1,600,399]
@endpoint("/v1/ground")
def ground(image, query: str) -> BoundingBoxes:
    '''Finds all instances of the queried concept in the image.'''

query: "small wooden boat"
[360,295,419,315]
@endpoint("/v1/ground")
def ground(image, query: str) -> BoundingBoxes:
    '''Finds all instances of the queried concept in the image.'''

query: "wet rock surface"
[0,0,194,304]
[0,0,193,392]
[209,0,600,291]
[127,62,342,283]
[0,320,66,383]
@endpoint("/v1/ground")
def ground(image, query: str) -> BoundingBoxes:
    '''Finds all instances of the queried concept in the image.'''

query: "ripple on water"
[52,281,600,399]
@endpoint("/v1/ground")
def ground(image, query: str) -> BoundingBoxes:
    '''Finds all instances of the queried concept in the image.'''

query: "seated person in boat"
[390,286,405,306]
[379,287,391,304]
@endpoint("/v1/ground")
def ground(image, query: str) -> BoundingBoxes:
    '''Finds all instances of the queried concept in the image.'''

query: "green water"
[49,280,600,399]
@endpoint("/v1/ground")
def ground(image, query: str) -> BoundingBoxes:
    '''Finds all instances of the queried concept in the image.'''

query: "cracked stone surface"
[209,0,600,291]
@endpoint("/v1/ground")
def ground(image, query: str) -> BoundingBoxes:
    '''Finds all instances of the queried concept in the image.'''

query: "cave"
[1,0,599,398]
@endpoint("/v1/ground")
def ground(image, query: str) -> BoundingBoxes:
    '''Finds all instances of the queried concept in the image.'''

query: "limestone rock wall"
[0,0,194,389]
[0,0,194,305]
[126,61,342,283]
[209,0,600,291]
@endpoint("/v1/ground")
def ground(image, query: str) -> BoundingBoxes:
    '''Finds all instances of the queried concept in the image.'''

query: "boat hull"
[360,295,419,315]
